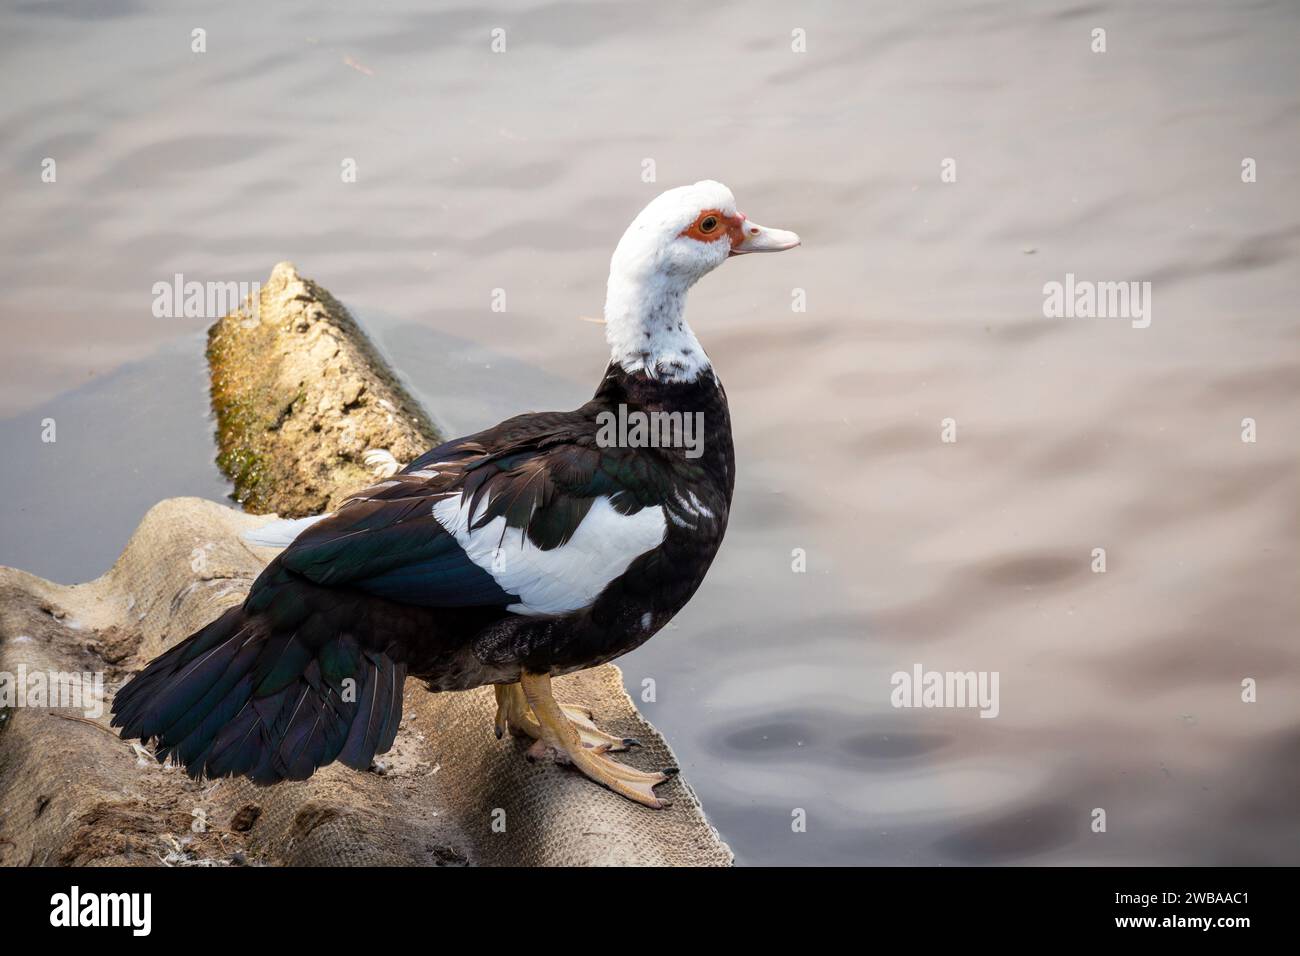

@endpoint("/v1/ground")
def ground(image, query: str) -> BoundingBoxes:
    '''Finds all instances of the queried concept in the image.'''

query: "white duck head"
[603,180,800,383]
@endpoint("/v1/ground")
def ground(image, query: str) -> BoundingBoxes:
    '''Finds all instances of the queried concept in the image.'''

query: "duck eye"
[699,215,719,233]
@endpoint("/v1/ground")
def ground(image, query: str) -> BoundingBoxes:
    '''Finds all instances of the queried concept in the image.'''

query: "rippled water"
[2,1,1298,865]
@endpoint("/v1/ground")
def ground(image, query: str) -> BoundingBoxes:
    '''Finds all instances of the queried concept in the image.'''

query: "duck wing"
[271,409,674,615]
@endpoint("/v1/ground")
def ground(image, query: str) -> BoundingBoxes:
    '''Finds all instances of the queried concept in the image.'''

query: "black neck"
[590,362,735,500]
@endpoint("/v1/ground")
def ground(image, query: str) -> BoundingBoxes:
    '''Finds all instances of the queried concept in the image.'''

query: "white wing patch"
[432,493,666,616]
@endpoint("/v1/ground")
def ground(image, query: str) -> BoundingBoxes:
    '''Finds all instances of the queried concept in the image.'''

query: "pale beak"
[730,219,801,256]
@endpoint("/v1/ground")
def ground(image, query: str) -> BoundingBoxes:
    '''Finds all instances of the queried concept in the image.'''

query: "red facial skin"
[679,208,753,253]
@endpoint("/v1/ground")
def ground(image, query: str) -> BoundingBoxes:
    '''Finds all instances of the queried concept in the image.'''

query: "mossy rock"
[206,262,441,516]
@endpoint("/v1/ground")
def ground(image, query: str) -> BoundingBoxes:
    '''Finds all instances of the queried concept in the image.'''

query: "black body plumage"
[111,362,734,784]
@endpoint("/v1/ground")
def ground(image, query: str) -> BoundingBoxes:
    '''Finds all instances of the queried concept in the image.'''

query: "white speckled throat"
[602,180,799,384]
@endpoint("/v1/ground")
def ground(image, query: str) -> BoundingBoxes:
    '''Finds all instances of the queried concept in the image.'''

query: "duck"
[111,180,800,808]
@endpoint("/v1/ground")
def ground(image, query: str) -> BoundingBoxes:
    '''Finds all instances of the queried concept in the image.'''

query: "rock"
[207,261,441,516]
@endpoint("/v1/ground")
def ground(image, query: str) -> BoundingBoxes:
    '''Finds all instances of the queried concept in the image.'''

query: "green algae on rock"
[207,262,440,516]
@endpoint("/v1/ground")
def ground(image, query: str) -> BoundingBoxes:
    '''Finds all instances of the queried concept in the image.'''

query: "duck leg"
[493,681,639,752]
[516,672,675,808]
